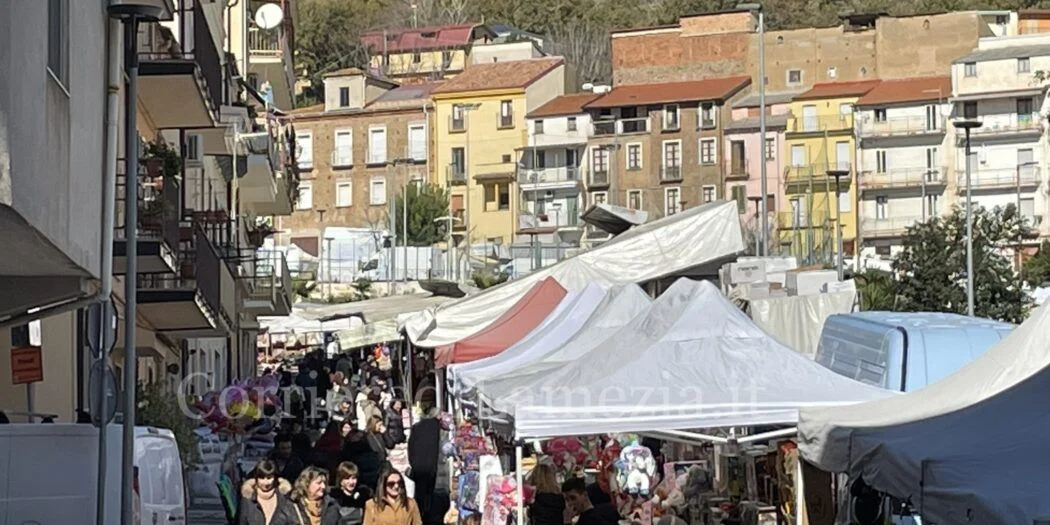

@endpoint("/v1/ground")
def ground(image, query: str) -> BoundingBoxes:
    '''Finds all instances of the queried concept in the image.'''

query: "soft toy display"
[193,374,283,435]
[615,438,657,496]
[482,475,520,525]
[542,437,594,477]
[372,344,393,371]
[597,438,623,496]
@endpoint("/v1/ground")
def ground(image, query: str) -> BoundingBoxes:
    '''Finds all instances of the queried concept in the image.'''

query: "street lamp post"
[953,118,983,317]
[747,196,763,255]
[739,2,767,255]
[827,169,849,281]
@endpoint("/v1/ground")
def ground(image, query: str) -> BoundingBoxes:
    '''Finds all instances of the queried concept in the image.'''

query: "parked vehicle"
[816,311,1014,392]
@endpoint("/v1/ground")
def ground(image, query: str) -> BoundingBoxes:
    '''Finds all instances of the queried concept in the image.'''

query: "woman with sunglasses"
[363,464,422,525]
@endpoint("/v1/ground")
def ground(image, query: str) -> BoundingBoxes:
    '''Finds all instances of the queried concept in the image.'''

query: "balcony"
[587,169,610,188]
[858,116,946,138]
[860,167,947,191]
[517,209,581,233]
[592,116,651,137]
[137,3,222,128]
[450,116,466,133]
[969,115,1043,138]
[726,159,749,181]
[785,164,853,187]
[242,250,293,316]
[447,164,466,185]
[240,120,297,216]
[136,226,224,336]
[777,211,822,230]
[660,165,683,182]
[786,113,854,134]
[517,166,580,186]
[955,166,1041,191]
[331,150,353,169]
[863,216,923,238]
[248,26,282,59]
[113,168,180,275]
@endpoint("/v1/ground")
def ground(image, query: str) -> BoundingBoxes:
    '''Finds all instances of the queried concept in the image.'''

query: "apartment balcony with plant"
[860,166,948,191]
[113,151,181,276]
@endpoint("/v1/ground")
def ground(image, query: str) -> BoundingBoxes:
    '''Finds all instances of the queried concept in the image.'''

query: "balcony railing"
[587,169,609,187]
[518,210,581,230]
[862,216,923,237]
[785,163,853,182]
[115,169,181,252]
[660,165,683,182]
[447,164,466,184]
[858,116,946,137]
[727,159,749,180]
[592,116,651,136]
[860,167,947,190]
[450,116,466,132]
[249,249,293,310]
[248,26,282,57]
[139,2,224,111]
[787,113,854,134]
[517,166,580,185]
[955,166,1041,191]
[137,226,222,312]
[969,115,1043,136]
[331,150,352,168]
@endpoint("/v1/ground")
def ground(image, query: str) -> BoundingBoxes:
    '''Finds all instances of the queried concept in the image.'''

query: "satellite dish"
[254,3,284,30]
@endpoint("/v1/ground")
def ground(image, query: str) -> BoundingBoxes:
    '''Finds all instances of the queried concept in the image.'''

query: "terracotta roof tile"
[584,76,752,109]
[431,57,564,94]
[794,80,881,101]
[855,76,951,106]
[527,93,603,118]
[360,24,490,53]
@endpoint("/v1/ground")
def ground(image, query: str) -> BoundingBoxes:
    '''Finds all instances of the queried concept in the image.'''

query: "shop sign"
[11,346,43,385]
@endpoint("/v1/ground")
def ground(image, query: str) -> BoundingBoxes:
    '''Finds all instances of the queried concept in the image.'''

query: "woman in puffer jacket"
[237,459,296,525]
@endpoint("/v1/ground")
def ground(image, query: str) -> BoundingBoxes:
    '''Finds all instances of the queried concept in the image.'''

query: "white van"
[0,423,186,525]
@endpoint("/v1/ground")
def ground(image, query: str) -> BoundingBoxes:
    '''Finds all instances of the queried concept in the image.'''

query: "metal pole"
[403,165,409,283]
[835,176,844,281]
[120,14,141,525]
[758,9,769,256]
[965,127,975,317]
[389,169,396,288]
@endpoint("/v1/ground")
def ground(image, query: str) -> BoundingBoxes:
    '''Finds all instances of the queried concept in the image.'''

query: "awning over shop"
[798,302,1050,525]
[434,277,567,368]
[337,318,400,349]
[405,200,744,347]
[449,283,608,396]
[507,278,891,438]
[580,203,649,235]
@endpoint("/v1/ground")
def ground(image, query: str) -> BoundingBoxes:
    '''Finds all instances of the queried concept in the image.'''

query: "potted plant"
[247,222,277,248]
[140,199,172,229]
[143,140,182,179]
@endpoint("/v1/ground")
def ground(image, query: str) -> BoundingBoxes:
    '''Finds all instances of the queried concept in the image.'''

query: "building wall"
[471,42,544,64]
[525,65,567,115]
[953,54,1050,96]
[0,314,79,423]
[611,28,750,86]
[370,48,468,79]
[526,114,591,148]
[875,13,985,80]
[749,27,877,93]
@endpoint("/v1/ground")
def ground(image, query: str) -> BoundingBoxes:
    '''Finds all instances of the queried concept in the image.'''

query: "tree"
[295,0,384,104]
[544,19,613,83]
[855,268,896,311]
[391,183,451,246]
[892,204,1029,323]
[1023,240,1050,287]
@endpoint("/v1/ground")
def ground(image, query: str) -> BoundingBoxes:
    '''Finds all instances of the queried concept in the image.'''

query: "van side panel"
[816,314,898,389]
[1,425,99,524]
[911,326,1013,388]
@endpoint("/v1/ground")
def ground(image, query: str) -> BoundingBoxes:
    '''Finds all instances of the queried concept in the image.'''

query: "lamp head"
[952,118,983,130]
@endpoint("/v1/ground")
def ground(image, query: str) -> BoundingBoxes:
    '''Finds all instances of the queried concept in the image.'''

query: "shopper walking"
[407,397,449,525]
[330,462,373,525]
[237,459,295,525]
[289,466,341,525]
[528,464,564,525]
[363,464,422,525]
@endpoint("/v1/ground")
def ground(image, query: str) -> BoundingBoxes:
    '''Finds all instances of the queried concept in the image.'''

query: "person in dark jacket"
[407,403,448,525]
[289,466,342,525]
[341,429,382,491]
[330,461,373,525]
[269,434,306,483]
[384,399,406,446]
[528,464,564,525]
[237,459,296,525]
[562,477,619,525]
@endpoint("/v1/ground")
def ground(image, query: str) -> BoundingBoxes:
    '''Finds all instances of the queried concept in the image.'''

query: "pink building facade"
[723,92,795,248]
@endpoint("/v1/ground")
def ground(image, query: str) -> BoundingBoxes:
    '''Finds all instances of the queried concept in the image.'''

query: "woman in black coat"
[237,460,297,525]
[341,429,382,491]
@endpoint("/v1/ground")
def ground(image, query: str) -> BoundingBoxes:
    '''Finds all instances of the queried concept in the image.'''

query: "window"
[335,181,352,207]
[731,185,747,213]
[964,62,977,77]
[567,117,577,131]
[450,147,465,179]
[699,138,717,165]
[339,87,350,107]
[296,131,314,169]
[702,185,716,203]
[48,0,69,87]
[297,182,313,210]
[663,104,680,130]
[370,177,387,205]
[873,108,887,123]
[699,103,716,129]
[838,190,851,213]
[500,100,514,128]
[1018,98,1035,125]
[368,126,387,164]
[451,105,465,131]
[1018,57,1031,73]
[875,196,888,219]
[663,141,681,180]
[501,154,512,163]
[442,51,453,68]
[534,120,545,134]
[333,129,352,167]
[925,194,940,217]
[592,192,607,205]
[408,123,426,161]
[627,190,642,210]
[827,66,837,79]
[412,52,421,64]
[963,101,978,119]
[875,150,888,173]
[665,187,681,216]
[498,184,510,210]
[787,69,803,85]
[592,148,609,173]
[534,150,547,169]
[765,138,775,161]
[627,143,642,170]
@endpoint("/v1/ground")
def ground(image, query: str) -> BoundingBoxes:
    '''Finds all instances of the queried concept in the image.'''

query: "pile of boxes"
[723,257,856,298]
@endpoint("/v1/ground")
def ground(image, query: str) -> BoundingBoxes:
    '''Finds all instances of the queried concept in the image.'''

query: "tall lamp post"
[107,3,165,525]
[739,2,767,255]
[953,118,983,317]
[747,196,764,255]
[827,169,849,281]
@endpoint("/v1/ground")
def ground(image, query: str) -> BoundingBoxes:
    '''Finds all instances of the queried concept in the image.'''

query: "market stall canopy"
[449,283,609,396]
[336,318,400,349]
[509,278,892,439]
[404,200,744,347]
[581,203,649,235]
[297,293,454,323]
[433,278,568,368]
[747,290,858,358]
[797,303,1050,525]
[477,284,652,415]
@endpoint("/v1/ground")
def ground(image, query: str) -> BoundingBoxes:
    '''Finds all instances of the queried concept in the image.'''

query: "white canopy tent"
[797,303,1050,525]
[475,285,653,415]
[506,278,892,439]
[449,283,609,396]
[403,200,744,347]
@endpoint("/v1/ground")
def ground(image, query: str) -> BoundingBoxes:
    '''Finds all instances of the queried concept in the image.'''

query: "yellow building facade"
[780,81,878,264]
[430,58,566,250]
[361,24,496,83]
